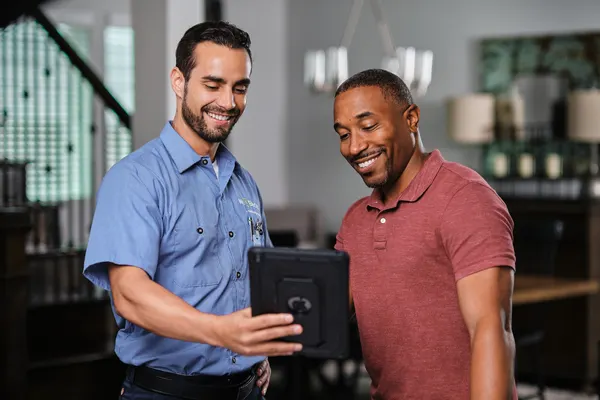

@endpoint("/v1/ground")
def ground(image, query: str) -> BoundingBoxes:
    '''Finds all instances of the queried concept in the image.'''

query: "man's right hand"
[214,308,303,357]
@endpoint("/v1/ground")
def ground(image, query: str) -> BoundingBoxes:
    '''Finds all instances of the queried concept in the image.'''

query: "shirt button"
[232,357,237,364]
[236,271,241,279]
[201,159,208,165]
[380,217,387,224]
[197,227,203,234]
[229,231,234,238]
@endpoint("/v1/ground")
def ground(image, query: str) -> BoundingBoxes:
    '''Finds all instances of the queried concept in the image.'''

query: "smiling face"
[172,41,251,143]
[333,86,420,190]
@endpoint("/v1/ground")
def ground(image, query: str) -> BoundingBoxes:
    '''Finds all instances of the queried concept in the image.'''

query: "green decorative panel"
[480,32,600,94]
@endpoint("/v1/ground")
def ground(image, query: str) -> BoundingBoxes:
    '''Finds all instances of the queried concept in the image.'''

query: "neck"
[172,111,219,161]
[381,136,428,203]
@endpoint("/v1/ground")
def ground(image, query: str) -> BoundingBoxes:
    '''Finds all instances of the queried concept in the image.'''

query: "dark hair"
[175,21,252,80]
[335,68,413,106]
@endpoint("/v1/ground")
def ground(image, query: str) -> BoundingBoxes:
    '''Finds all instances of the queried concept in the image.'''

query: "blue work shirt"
[83,121,272,376]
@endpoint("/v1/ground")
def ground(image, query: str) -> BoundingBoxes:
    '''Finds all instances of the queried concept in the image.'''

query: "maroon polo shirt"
[335,150,516,399]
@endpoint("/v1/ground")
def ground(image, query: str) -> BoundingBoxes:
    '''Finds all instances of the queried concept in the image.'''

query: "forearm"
[470,318,515,400]
[112,272,221,346]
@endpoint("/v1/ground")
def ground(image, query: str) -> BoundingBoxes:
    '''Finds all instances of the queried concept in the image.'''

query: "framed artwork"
[480,31,600,94]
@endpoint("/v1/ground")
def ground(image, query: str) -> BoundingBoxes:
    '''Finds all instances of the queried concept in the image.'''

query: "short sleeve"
[83,163,163,291]
[334,230,344,251]
[440,182,515,281]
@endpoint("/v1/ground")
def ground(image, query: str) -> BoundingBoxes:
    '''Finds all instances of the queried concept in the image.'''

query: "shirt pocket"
[172,204,224,287]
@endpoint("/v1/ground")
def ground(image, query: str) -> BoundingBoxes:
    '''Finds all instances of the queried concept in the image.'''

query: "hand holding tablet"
[248,247,350,359]
[213,307,304,357]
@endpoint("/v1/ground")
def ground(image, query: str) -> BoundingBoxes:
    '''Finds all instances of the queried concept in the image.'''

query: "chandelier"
[304,0,433,97]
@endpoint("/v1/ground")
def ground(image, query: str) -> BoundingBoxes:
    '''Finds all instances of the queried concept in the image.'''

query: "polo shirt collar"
[367,149,444,209]
[159,121,238,174]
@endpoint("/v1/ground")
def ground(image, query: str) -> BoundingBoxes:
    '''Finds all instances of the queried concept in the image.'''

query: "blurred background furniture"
[513,217,564,400]
[507,198,600,392]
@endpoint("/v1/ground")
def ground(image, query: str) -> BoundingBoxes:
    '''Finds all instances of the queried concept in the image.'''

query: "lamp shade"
[447,93,495,144]
[568,89,600,143]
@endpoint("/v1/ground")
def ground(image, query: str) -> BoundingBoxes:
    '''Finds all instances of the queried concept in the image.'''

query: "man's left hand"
[256,358,271,396]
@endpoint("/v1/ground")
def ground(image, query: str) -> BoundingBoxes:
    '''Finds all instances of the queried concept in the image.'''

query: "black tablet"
[248,246,350,359]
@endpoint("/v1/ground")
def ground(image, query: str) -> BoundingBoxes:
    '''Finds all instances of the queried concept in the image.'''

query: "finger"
[257,358,268,376]
[247,313,295,330]
[250,324,303,343]
[247,341,302,357]
[263,375,270,396]
[262,372,270,396]
[256,375,266,387]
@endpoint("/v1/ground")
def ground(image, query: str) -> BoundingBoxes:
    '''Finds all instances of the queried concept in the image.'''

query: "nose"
[348,133,368,159]
[216,88,236,110]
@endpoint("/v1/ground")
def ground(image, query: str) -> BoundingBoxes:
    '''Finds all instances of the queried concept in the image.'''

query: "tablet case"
[248,247,350,359]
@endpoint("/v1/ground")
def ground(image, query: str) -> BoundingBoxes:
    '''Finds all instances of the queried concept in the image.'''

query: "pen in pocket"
[248,216,254,237]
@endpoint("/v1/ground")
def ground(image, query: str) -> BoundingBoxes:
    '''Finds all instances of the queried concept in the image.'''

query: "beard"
[363,161,392,188]
[349,148,392,189]
[181,84,240,143]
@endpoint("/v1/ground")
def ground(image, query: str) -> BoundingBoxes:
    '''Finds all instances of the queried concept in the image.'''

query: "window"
[0,20,93,202]
[104,25,134,169]
[0,20,134,202]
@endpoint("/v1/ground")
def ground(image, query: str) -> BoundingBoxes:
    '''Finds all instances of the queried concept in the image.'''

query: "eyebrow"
[201,75,251,86]
[333,111,374,131]
[355,111,374,120]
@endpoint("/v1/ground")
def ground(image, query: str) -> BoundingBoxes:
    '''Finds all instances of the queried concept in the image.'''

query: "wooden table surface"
[514,275,600,305]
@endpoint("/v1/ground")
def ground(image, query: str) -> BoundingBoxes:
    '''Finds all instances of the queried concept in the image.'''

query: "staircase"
[0,5,131,399]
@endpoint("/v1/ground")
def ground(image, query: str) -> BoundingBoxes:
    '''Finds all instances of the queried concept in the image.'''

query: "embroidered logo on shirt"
[238,198,260,210]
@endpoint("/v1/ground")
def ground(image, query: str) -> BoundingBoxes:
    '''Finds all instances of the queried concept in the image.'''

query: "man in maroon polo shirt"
[332,69,517,400]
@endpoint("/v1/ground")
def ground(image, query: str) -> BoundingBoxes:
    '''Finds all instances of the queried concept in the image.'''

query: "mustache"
[350,148,385,163]
[202,105,240,117]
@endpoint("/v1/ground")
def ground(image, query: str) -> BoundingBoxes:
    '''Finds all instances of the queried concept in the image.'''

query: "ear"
[405,104,420,133]
[170,67,185,100]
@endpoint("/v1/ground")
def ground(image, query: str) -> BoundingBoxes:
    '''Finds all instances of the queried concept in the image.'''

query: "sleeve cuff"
[83,262,111,291]
[454,257,516,282]
[83,256,157,291]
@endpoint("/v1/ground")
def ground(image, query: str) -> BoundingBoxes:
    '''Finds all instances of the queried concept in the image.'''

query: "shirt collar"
[367,149,444,210]
[159,121,238,174]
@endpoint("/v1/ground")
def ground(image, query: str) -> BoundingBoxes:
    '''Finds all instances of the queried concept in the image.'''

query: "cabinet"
[505,197,600,390]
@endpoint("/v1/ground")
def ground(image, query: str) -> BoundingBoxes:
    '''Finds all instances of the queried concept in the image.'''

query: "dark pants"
[119,368,266,400]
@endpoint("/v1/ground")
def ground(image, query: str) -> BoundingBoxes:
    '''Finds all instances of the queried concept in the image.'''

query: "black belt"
[127,365,258,400]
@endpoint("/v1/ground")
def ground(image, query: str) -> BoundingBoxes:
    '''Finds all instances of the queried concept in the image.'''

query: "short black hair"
[175,21,252,80]
[335,68,413,106]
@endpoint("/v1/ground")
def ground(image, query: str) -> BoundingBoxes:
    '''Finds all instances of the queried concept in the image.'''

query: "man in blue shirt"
[83,21,302,400]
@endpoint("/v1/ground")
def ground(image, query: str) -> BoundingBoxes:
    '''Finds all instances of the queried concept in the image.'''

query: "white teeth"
[358,155,379,169]
[206,112,232,121]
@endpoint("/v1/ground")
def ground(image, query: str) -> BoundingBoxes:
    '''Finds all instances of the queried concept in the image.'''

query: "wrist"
[194,312,223,347]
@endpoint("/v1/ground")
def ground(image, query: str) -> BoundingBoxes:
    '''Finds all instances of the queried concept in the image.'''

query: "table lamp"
[447,93,495,144]
[567,89,600,197]
[568,89,600,174]
[447,93,500,180]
